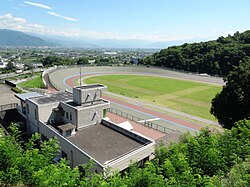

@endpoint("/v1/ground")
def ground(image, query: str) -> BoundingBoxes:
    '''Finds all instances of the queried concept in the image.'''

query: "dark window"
[62,151,67,159]
[66,130,71,136]
[70,114,72,120]
[66,112,68,119]
[34,109,37,120]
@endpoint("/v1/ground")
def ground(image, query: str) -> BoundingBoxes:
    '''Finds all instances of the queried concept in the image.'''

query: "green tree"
[76,58,89,65]
[5,61,16,70]
[211,58,250,128]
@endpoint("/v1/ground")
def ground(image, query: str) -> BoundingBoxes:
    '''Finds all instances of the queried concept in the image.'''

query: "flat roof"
[65,99,109,108]
[31,92,72,105]
[57,123,75,132]
[75,84,105,90]
[67,124,143,164]
[15,92,43,102]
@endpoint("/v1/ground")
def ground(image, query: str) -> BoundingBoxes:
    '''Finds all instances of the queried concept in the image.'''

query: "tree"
[140,30,250,76]
[211,58,250,128]
[76,58,89,65]
[41,56,61,67]
[5,61,16,70]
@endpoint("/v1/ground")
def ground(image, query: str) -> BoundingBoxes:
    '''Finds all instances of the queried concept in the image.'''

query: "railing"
[0,103,18,112]
[107,108,180,134]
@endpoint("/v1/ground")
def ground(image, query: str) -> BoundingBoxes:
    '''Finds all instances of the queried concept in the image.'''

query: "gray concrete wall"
[76,103,109,129]
[60,102,77,126]
[74,88,102,105]
[26,99,38,127]
[38,102,60,123]
[106,143,155,172]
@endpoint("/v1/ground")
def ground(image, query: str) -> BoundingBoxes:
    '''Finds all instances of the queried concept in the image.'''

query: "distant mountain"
[0,29,57,46]
[0,29,213,48]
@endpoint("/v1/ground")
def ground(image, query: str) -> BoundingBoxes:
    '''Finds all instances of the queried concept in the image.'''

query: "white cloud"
[0,13,213,42]
[0,13,79,37]
[48,12,78,22]
[23,1,52,10]
[0,13,26,24]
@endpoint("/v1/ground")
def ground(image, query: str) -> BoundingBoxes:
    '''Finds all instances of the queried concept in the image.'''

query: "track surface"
[49,67,223,133]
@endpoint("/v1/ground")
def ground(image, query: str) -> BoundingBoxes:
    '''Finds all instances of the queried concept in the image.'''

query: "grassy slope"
[85,75,221,120]
[18,73,45,89]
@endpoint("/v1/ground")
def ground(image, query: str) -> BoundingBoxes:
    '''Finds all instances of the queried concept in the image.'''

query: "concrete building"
[15,84,155,174]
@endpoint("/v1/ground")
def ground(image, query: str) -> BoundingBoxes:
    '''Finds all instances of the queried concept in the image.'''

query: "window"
[34,109,37,120]
[27,104,29,114]
[66,112,68,119]
[62,151,67,159]
[66,129,71,136]
[70,114,72,120]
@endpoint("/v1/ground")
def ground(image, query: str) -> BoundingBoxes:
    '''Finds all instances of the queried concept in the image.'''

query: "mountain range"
[0,29,56,47]
[0,29,208,48]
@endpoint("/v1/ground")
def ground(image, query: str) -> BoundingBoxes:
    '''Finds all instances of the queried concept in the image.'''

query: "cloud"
[0,13,79,37]
[48,12,78,22]
[23,1,52,10]
[0,13,216,42]
[0,13,26,24]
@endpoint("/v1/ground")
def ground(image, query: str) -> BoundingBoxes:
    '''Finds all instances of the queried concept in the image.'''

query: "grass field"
[18,73,45,89]
[85,74,222,120]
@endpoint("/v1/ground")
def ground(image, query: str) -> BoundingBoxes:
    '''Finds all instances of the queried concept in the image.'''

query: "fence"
[107,108,180,134]
[0,103,18,112]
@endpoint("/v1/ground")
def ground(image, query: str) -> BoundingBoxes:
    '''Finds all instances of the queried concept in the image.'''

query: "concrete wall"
[73,87,103,105]
[60,102,77,126]
[102,119,152,144]
[26,99,38,128]
[107,143,155,173]
[39,121,103,172]
[77,104,109,129]
[38,102,60,123]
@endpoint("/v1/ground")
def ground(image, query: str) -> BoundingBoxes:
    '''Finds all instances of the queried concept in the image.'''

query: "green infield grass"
[85,74,222,120]
[18,73,45,89]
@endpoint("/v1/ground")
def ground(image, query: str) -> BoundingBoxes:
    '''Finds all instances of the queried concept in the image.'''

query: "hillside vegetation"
[141,30,250,76]
[0,120,249,186]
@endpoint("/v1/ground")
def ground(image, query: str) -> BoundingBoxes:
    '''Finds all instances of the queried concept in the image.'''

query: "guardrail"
[107,108,181,134]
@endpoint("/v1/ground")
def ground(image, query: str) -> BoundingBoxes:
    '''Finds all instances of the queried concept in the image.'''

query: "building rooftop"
[67,123,144,164]
[76,84,105,90]
[57,123,75,132]
[65,99,109,108]
[31,92,72,105]
[15,92,43,102]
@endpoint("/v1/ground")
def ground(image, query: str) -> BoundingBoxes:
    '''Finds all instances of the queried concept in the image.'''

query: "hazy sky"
[1,0,250,41]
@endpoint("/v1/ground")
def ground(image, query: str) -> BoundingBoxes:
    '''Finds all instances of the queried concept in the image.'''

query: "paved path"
[105,91,219,126]
[0,84,18,105]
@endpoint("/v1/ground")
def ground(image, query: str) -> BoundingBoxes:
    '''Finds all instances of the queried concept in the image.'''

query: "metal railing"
[107,108,180,134]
